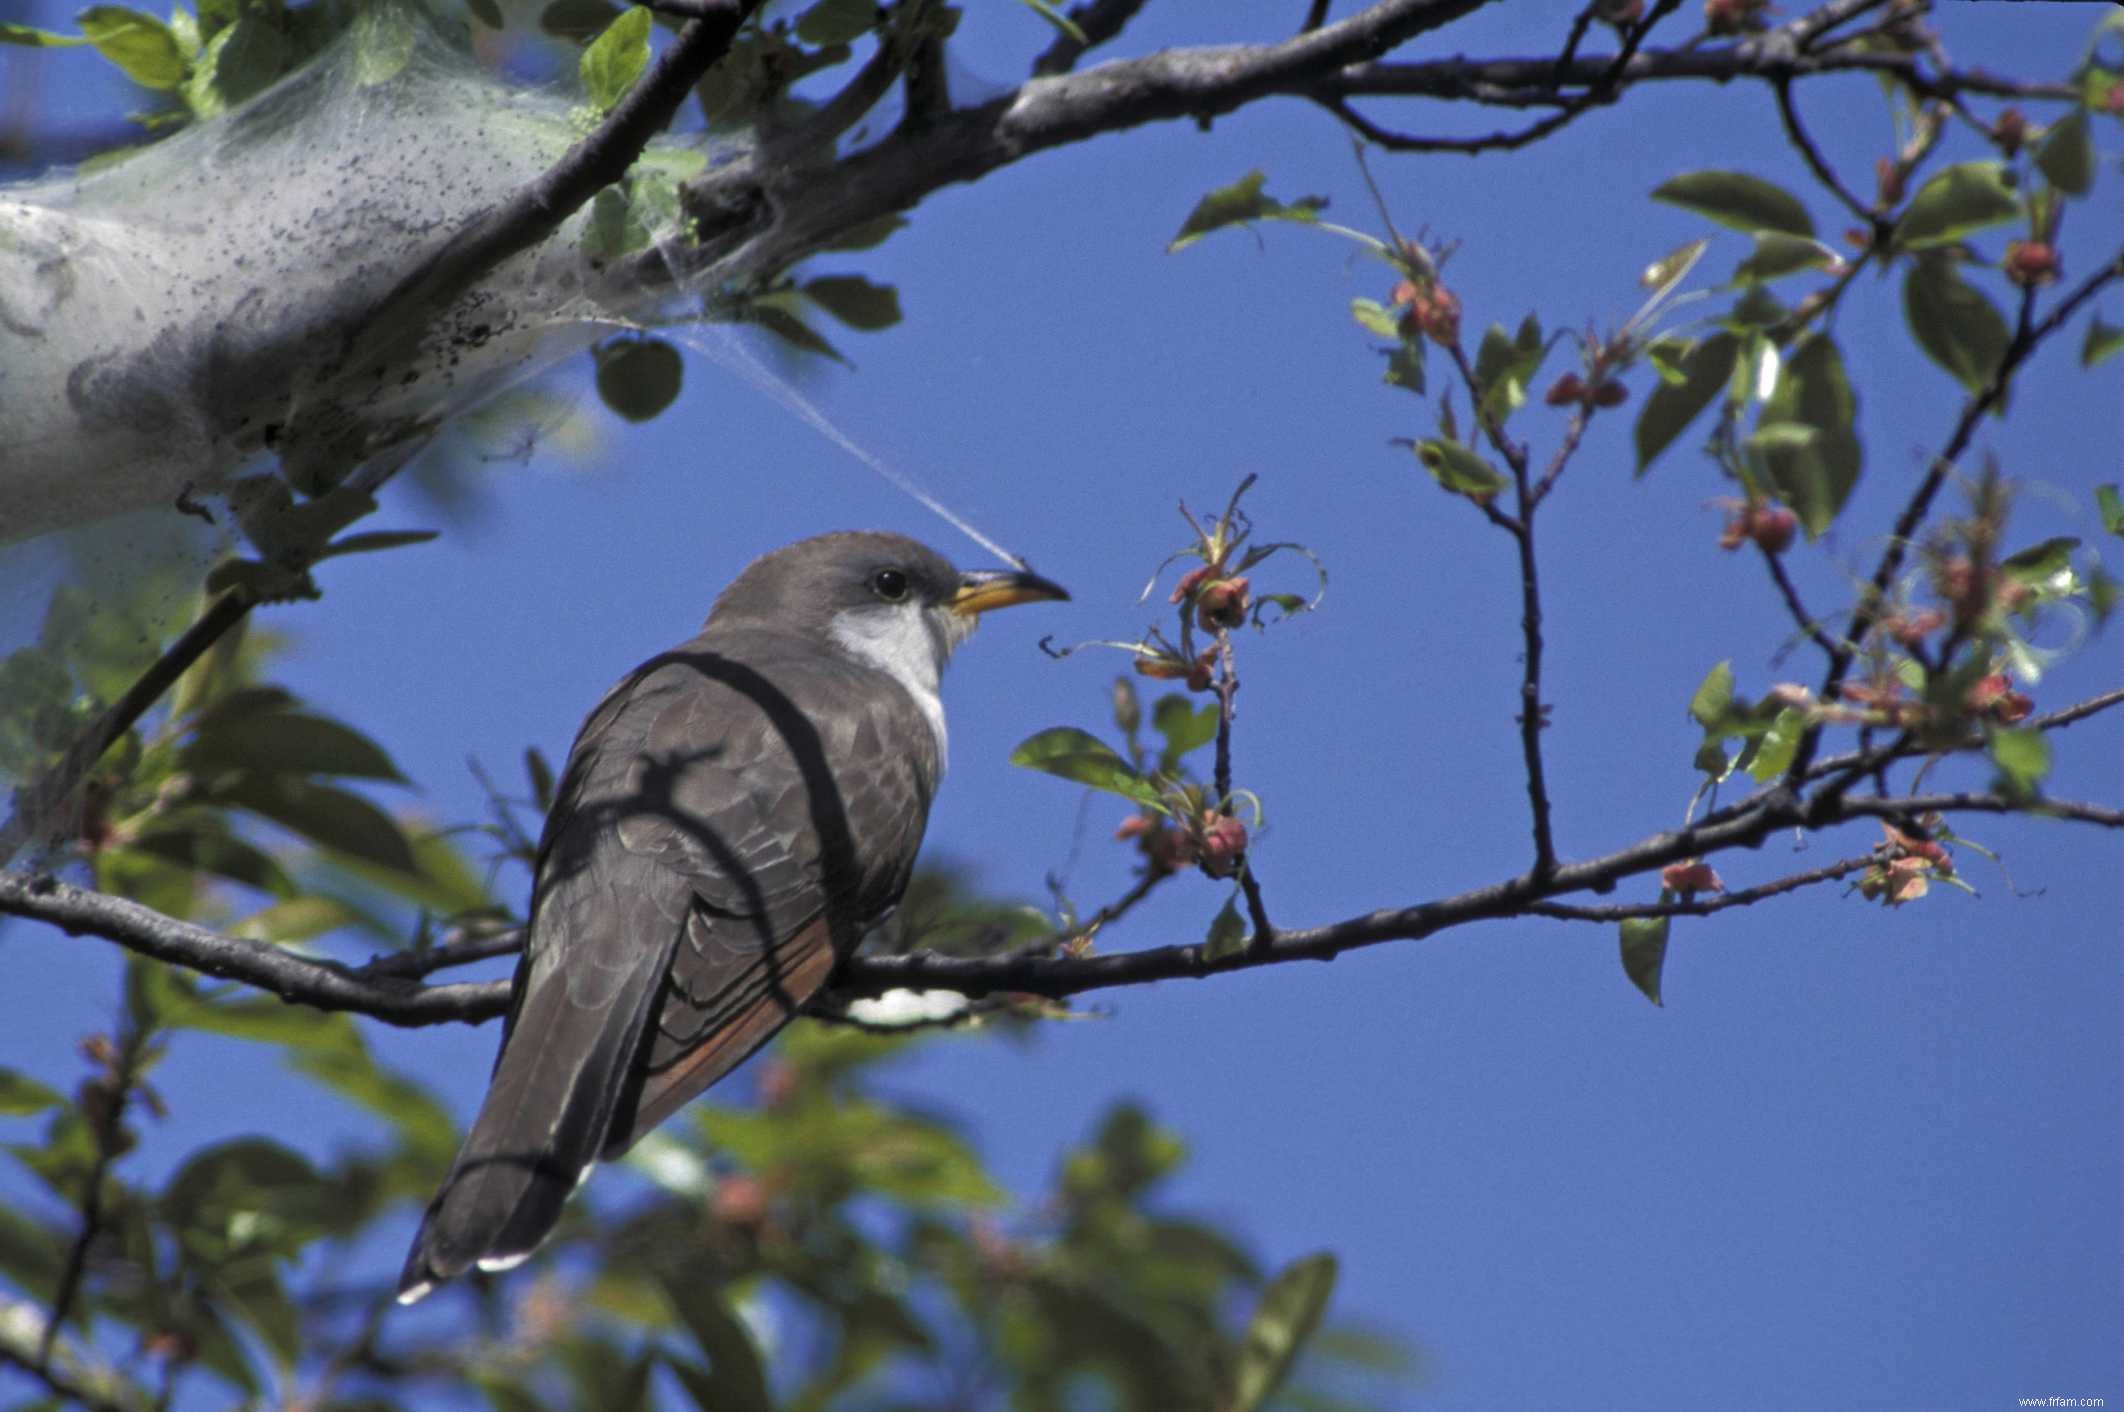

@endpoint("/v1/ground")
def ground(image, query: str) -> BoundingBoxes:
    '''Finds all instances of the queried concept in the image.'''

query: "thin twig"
[0,588,256,868]
[40,1019,152,1368]
[1445,341,1556,875]
[1528,855,1872,921]
[1772,75,1875,229]
[1760,546,1843,662]
[1313,0,1683,154]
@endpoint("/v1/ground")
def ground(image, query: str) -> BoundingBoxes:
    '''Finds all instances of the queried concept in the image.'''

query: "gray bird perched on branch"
[397,531,1067,1303]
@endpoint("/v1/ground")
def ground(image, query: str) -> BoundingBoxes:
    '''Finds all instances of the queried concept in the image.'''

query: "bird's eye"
[871,568,909,602]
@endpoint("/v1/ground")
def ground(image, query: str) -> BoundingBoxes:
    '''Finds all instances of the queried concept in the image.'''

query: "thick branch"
[0,872,510,1025]
[335,4,761,382]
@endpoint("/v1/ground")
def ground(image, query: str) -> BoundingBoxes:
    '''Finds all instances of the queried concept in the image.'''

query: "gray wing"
[398,631,937,1298]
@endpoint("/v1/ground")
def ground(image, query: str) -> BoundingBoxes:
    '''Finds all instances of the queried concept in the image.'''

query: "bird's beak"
[950,566,1071,617]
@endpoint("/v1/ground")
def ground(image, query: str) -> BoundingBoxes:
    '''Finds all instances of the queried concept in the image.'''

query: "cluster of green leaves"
[1634,83,2121,518]
[0,0,402,126]
[0,955,464,1403]
[526,1024,1409,1412]
[0,558,491,936]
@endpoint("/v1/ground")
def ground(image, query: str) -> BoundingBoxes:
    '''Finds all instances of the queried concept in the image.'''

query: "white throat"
[829,603,970,770]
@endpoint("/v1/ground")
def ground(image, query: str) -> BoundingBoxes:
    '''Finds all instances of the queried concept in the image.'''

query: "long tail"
[396,878,683,1303]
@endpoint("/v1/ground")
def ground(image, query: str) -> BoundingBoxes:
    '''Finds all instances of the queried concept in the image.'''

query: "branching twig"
[1790,242,2124,779]
[1310,0,1683,154]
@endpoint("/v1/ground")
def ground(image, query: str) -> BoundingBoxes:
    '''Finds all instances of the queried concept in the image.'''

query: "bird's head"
[709,531,1069,695]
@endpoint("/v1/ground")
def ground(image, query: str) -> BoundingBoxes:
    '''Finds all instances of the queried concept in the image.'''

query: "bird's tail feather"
[396,920,679,1304]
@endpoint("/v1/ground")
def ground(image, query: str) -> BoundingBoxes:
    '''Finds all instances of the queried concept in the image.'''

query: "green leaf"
[77,5,187,88]
[2035,108,2093,196]
[1746,707,1804,784]
[1650,170,1814,238]
[1350,297,1401,340]
[124,819,298,897]
[1999,537,2078,596]
[821,214,907,253]
[2084,314,2124,370]
[193,13,286,110]
[351,1,417,85]
[1009,728,1166,809]
[1892,161,2021,249]
[229,895,361,943]
[1473,314,1548,425]
[738,299,847,363]
[803,275,903,330]
[1167,171,1326,253]
[594,336,684,422]
[1729,232,1839,285]
[212,774,419,875]
[0,1069,63,1116]
[1152,694,1218,771]
[1017,0,1087,42]
[1688,660,1735,730]
[464,0,505,29]
[0,1201,66,1302]
[1383,338,1426,396]
[1620,917,1670,1006]
[795,0,874,46]
[161,1138,333,1258]
[1755,333,1860,537]
[1412,438,1508,505]
[2096,484,2124,537]
[185,701,405,781]
[663,1311,773,1412]
[1634,331,1738,475]
[580,4,651,112]
[316,529,441,561]
[1231,1253,1338,1412]
[1989,726,2049,797]
[0,22,88,45]
[1903,254,2010,397]
[542,0,621,41]
[1204,894,1246,961]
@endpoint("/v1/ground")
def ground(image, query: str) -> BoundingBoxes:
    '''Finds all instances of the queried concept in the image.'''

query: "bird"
[396,531,1067,1303]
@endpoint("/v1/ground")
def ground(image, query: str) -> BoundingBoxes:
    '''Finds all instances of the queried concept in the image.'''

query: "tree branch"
[14,683,2114,1015]
[1789,241,2124,778]
[1528,854,1872,921]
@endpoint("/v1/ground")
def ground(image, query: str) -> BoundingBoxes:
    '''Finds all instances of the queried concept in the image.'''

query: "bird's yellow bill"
[951,567,1071,616]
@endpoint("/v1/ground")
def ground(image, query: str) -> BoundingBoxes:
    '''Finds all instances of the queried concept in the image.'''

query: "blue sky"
[5,2,2124,1408]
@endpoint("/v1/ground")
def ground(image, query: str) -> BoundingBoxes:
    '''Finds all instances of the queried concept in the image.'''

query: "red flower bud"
[1195,577,1251,631]
[2003,240,2058,288]
[1169,563,1216,605]
[1198,811,1248,878]
[1661,860,1724,895]
[1589,379,1629,408]
[1186,648,1218,693]
[1751,506,1798,554]
[1875,156,1905,208]
[1545,372,1585,406]
[1994,107,2027,156]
